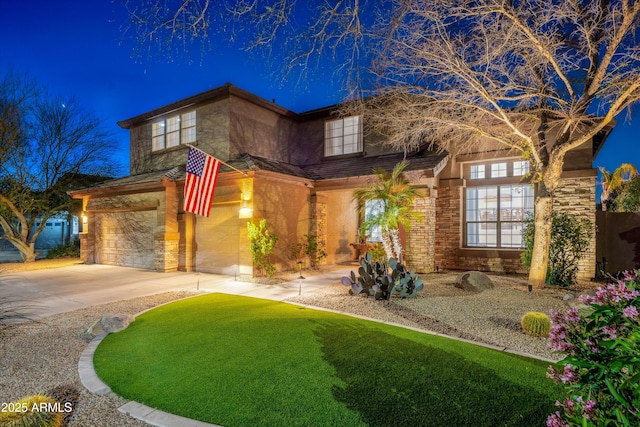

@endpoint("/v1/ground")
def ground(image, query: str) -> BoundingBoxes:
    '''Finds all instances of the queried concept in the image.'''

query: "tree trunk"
[381,232,395,260]
[389,228,403,263]
[528,193,553,289]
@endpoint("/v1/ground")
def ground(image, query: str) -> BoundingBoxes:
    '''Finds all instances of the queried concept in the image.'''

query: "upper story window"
[152,111,196,151]
[324,115,363,156]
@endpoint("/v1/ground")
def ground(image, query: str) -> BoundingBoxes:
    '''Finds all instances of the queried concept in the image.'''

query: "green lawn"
[94,294,563,426]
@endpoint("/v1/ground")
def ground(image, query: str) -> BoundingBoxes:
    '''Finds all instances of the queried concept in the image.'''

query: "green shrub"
[610,175,640,212]
[303,234,327,268]
[45,241,80,259]
[366,244,387,264]
[521,212,592,287]
[0,395,63,427]
[247,219,278,277]
[520,312,551,337]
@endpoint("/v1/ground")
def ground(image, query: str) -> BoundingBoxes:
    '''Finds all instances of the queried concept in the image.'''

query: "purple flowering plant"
[546,270,640,426]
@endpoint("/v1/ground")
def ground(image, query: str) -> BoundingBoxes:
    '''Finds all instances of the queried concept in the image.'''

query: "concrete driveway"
[0,264,351,321]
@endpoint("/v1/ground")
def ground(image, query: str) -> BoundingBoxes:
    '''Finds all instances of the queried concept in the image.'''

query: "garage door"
[195,205,241,274]
[94,211,155,269]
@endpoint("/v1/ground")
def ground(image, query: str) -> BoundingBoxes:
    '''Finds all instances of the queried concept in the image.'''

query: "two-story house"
[69,83,610,279]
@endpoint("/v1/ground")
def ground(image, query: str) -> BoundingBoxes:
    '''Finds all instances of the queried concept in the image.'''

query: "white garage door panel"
[95,211,155,269]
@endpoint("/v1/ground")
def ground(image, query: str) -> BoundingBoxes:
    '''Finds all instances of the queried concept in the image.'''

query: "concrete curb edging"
[78,330,220,427]
[119,401,222,427]
[78,334,111,395]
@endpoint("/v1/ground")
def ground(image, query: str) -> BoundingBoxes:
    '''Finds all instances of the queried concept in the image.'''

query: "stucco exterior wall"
[596,211,640,274]
[129,98,231,175]
[253,176,311,271]
[321,190,359,265]
[228,97,298,163]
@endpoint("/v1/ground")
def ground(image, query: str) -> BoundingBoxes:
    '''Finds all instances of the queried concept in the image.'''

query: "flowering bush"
[546,271,640,426]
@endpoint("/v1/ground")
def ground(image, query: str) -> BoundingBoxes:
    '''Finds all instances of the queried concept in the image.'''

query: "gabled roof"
[303,150,449,180]
[69,150,449,197]
[117,83,299,129]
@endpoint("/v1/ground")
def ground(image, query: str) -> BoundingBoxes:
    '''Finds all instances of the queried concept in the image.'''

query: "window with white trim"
[491,162,508,178]
[364,199,384,242]
[470,164,485,179]
[324,116,363,156]
[465,184,534,248]
[513,160,530,176]
[152,111,196,151]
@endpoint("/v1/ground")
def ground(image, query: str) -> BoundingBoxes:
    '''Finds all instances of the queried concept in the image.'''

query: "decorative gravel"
[286,272,588,362]
[0,291,198,427]
[1,269,590,426]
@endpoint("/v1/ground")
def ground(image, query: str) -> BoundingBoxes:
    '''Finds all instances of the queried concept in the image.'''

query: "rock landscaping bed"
[1,265,597,425]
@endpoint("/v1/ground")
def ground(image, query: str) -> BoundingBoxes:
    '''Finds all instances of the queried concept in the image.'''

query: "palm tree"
[353,160,421,262]
[599,163,638,210]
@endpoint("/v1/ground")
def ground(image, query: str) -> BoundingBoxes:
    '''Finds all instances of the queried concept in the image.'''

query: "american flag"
[184,147,221,217]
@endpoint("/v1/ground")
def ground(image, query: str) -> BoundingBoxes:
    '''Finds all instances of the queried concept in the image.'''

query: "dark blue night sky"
[1,0,637,183]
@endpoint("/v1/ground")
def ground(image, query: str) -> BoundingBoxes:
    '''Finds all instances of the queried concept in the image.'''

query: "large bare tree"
[122,0,640,287]
[0,74,117,262]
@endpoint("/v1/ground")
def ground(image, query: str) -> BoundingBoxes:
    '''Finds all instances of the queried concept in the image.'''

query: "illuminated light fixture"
[81,211,88,223]
[239,200,253,219]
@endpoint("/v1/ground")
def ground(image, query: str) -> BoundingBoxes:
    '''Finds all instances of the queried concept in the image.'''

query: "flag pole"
[186,144,249,176]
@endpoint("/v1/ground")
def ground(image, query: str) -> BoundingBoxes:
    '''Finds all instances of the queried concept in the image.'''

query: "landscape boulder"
[455,271,495,292]
[100,314,135,333]
[80,313,135,341]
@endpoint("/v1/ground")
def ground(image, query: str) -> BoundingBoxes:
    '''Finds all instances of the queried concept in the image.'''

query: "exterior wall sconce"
[239,200,253,219]
[81,211,88,224]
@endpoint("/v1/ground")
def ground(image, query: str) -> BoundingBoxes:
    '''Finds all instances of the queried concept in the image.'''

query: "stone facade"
[434,185,461,271]
[553,175,597,280]
[405,190,436,273]
[433,174,597,279]
[309,194,328,266]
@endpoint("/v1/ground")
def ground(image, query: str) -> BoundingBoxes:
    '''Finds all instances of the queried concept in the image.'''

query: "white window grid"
[324,116,363,156]
[470,164,485,179]
[151,111,196,151]
[465,184,534,248]
[491,162,508,178]
[513,160,530,176]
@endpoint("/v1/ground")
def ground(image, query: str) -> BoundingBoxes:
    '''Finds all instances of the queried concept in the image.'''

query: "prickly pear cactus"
[389,258,424,298]
[342,253,424,299]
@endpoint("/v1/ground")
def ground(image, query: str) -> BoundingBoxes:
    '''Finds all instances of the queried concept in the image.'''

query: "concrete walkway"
[1,263,353,427]
[0,263,353,320]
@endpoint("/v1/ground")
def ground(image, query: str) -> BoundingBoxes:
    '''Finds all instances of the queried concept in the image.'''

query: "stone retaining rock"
[455,271,495,292]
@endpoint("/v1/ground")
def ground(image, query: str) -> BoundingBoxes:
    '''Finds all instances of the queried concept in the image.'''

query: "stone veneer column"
[405,189,436,273]
[309,194,327,266]
[79,210,95,264]
[552,175,597,280]
[434,185,461,271]
[154,178,180,272]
